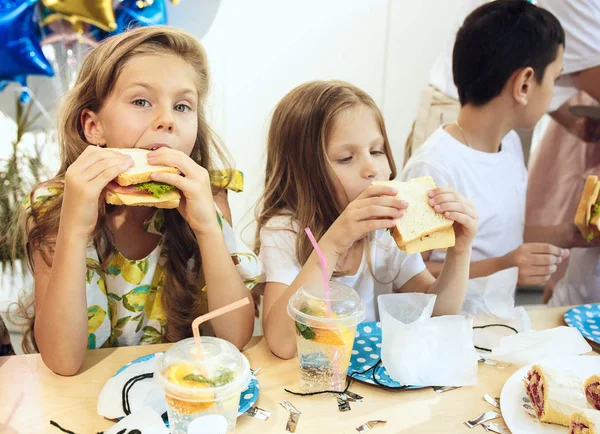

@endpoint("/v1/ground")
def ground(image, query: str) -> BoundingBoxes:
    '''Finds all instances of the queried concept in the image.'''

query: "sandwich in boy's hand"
[105,148,181,209]
[373,176,455,254]
[575,175,600,242]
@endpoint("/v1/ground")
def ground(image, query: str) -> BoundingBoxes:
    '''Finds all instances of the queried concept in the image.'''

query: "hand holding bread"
[62,145,134,237]
[145,147,218,235]
[323,183,407,255]
[427,184,478,254]
[373,177,477,255]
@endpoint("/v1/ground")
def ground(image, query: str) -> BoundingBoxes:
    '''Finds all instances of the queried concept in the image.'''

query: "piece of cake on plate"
[585,375,600,411]
[570,409,600,434]
[524,364,591,426]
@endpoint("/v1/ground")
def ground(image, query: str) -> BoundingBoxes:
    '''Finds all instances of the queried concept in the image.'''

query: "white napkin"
[97,353,167,419]
[461,268,532,351]
[378,293,478,387]
[490,326,592,366]
[102,407,169,434]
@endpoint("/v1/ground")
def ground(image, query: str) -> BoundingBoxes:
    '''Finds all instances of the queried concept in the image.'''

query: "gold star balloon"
[42,0,117,32]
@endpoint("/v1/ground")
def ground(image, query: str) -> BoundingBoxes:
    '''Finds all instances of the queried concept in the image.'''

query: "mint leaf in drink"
[295,321,316,340]
[183,368,235,386]
[295,307,316,340]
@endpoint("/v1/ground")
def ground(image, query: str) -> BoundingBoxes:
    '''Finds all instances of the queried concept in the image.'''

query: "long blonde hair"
[17,26,232,351]
[254,80,397,270]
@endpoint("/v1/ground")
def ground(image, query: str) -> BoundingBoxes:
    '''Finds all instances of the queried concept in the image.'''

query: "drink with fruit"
[288,282,365,392]
[154,337,251,434]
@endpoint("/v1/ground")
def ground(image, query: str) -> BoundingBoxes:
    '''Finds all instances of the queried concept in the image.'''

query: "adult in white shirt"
[526,0,600,303]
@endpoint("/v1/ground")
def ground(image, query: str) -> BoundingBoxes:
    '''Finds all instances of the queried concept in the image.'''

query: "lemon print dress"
[25,171,260,349]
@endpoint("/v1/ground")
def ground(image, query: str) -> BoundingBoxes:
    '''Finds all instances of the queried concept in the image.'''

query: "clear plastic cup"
[154,337,251,434]
[287,282,366,392]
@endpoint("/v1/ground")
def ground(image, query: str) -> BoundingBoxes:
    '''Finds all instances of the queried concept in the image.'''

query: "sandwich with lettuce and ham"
[105,148,180,209]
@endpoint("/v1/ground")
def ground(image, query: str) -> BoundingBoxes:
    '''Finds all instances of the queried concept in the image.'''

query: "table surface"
[0,306,595,434]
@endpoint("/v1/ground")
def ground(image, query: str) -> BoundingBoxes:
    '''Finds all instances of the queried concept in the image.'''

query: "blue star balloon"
[0,0,54,86]
[0,76,31,103]
[92,0,167,41]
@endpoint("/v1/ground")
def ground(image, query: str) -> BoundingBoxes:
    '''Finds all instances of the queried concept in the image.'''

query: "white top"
[549,248,600,307]
[401,127,527,263]
[259,215,427,322]
[428,0,600,111]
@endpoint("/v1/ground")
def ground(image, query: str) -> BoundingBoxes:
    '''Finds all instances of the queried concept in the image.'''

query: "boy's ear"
[81,109,105,146]
[513,67,535,106]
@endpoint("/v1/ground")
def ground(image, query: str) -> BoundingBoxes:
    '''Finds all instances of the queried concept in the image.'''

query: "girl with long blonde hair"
[255,81,478,359]
[19,26,260,375]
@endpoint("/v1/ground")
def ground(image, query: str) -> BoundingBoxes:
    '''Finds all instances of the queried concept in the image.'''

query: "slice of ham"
[105,181,151,195]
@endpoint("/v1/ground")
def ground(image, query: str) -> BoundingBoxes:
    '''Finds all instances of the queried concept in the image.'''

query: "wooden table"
[0,307,593,434]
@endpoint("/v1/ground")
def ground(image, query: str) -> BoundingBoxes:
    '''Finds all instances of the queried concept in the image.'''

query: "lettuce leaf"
[133,182,177,199]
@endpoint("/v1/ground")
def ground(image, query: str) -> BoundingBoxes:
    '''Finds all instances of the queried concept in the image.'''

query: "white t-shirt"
[259,215,426,322]
[401,127,527,263]
[429,0,600,111]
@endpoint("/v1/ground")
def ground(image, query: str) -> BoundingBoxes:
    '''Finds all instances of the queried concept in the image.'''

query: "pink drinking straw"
[191,297,250,372]
[304,227,332,317]
[304,227,341,390]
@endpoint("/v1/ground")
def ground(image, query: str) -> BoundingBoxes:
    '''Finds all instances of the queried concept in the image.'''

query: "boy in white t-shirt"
[403,1,569,288]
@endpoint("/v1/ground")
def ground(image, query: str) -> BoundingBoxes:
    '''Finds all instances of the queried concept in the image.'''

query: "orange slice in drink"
[164,364,215,414]
[313,328,348,346]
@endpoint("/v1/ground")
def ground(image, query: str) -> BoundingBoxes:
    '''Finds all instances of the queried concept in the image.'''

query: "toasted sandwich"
[575,175,600,242]
[104,148,181,209]
[373,177,455,254]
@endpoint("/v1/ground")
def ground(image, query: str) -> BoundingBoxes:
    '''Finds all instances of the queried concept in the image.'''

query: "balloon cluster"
[0,0,174,101]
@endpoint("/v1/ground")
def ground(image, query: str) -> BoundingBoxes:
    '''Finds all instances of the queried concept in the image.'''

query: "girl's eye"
[338,156,353,163]
[133,99,150,107]
[174,104,191,113]
[371,150,385,156]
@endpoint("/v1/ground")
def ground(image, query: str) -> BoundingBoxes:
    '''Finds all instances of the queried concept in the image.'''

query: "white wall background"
[0,0,459,243]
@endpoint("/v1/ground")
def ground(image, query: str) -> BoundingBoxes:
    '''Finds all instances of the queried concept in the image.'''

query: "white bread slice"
[574,175,599,240]
[112,148,179,186]
[373,177,454,246]
[399,226,456,254]
[105,190,180,209]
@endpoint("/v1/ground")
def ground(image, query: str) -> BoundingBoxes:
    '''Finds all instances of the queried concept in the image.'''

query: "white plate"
[500,356,600,434]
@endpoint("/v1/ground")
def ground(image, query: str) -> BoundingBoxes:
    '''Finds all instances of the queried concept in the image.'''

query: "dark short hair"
[453,0,565,106]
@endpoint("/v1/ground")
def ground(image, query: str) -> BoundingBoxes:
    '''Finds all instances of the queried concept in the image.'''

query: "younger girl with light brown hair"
[255,80,478,359]
[19,26,260,375]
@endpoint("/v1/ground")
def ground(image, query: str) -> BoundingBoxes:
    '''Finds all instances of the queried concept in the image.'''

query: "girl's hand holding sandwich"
[323,183,408,255]
[428,186,478,254]
[147,147,218,235]
[62,145,134,237]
